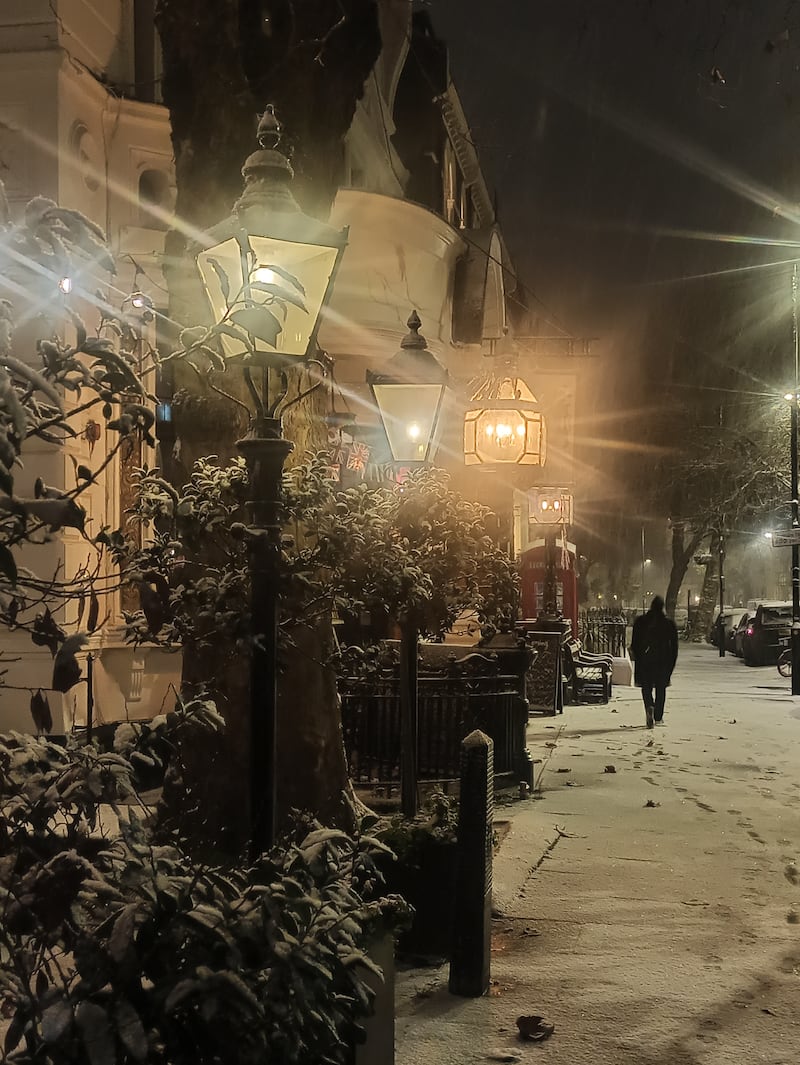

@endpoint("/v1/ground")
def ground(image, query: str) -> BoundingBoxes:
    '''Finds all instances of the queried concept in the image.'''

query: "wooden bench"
[562,639,613,703]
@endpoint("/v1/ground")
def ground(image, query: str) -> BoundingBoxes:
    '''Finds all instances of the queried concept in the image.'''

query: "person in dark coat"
[630,595,678,728]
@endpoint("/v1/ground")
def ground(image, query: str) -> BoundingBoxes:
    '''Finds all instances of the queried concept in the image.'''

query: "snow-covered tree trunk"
[689,530,720,642]
[665,521,705,619]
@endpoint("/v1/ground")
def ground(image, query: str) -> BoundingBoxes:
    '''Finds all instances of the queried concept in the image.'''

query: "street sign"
[771,530,800,547]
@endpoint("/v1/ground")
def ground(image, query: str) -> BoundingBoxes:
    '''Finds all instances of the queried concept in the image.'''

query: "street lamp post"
[367,313,448,817]
[718,527,725,658]
[195,106,348,852]
[791,264,800,694]
[529,490,572,621]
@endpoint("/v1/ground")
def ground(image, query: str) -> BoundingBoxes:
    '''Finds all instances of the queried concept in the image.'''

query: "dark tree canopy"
[155,0,382,230]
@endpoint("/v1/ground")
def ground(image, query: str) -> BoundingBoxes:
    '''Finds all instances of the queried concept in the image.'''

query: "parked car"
[708,609,746,650]
[741,602,793,666]
[732,612,753,657]
[725,612,746,654]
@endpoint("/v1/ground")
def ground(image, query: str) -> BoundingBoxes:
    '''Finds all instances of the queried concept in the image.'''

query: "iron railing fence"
[340,656,526,784]
[577,610,627,656]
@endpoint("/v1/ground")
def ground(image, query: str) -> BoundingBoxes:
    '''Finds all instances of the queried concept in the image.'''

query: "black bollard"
[449,729,493,997]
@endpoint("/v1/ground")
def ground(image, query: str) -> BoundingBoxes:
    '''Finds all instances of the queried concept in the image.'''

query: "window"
[443,142,457,224]
[761,607,792,624]
[69,123,101,193]
[138,169,171,229]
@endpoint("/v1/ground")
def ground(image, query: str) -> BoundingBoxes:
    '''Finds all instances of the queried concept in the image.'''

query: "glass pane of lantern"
[197,237,244,346]
[372,383,444,463]
[465,406,545,465]
[518,412,547,465]
[197,234,340,357]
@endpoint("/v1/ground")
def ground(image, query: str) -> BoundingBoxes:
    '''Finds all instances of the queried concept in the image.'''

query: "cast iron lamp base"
[237,416,293,856]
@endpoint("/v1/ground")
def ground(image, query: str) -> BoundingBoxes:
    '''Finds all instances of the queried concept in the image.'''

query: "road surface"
[397,644,800,1065]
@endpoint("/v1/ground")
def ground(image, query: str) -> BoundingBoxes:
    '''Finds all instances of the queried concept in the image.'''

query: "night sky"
[432,1,800,328]
[431,0,800,544]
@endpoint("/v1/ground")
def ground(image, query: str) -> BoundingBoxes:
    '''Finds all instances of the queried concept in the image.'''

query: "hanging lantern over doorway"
[464,373,546,466]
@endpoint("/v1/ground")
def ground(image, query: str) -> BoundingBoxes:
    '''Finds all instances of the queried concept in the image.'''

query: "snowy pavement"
[396,644,800,1065]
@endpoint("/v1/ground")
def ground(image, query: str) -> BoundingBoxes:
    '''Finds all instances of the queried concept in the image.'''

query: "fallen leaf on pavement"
[516,1016,555,1043]
[486,1052,522,1063]
[545,742,557,748]
[644,799,661,808]
[413,985,436,1000]
[728,719,737,724]
[784,862,798,885]
[556,767,571,773]
[761,1007,776,1016]
[604,765,616,774]
[787,910,799,924]
[611,708,618,713]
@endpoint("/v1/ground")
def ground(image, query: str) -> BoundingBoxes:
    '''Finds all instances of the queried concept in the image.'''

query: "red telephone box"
[520,539,578,637]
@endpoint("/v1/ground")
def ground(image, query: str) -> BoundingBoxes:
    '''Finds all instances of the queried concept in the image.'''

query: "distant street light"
[789,264,800,694]
[710,523,726,658]
[640,526,650,613]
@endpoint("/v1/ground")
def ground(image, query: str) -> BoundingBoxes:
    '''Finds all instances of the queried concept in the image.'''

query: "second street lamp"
[194,106,347,853]
[366,312,448,817]
[367,311,448,468]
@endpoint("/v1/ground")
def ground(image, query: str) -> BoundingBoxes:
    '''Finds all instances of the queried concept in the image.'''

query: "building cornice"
[435,82,494,227]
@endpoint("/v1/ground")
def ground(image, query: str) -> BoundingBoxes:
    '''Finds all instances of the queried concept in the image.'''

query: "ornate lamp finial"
[401,310,427,350]
[256,105,283,151]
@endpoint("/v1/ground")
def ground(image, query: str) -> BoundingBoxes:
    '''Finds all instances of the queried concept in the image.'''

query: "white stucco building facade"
[0,1,571,734]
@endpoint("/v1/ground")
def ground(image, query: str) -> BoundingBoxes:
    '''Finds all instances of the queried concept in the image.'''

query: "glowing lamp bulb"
[58,277,73,295]
[485,425,495,437]
[516,424,525,437]
[252,266,277,285]
[541,500,549,510]
[407,423,421,440]
[553,500,561,510]
[131,294,146,309]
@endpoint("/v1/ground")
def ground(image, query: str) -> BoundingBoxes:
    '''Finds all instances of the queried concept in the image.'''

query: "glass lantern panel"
[197,235,340,357]
[196,237,244,352]
[372,383,444,463]
[464,407,545,465]
[473,408,526,463]
[518,412,547,465]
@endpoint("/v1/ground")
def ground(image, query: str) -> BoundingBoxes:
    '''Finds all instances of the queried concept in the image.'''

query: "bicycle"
[778,647,792,678]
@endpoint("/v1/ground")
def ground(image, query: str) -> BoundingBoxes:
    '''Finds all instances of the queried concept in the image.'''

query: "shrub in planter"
[377,791,458,960]
[0,697,409,1065]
